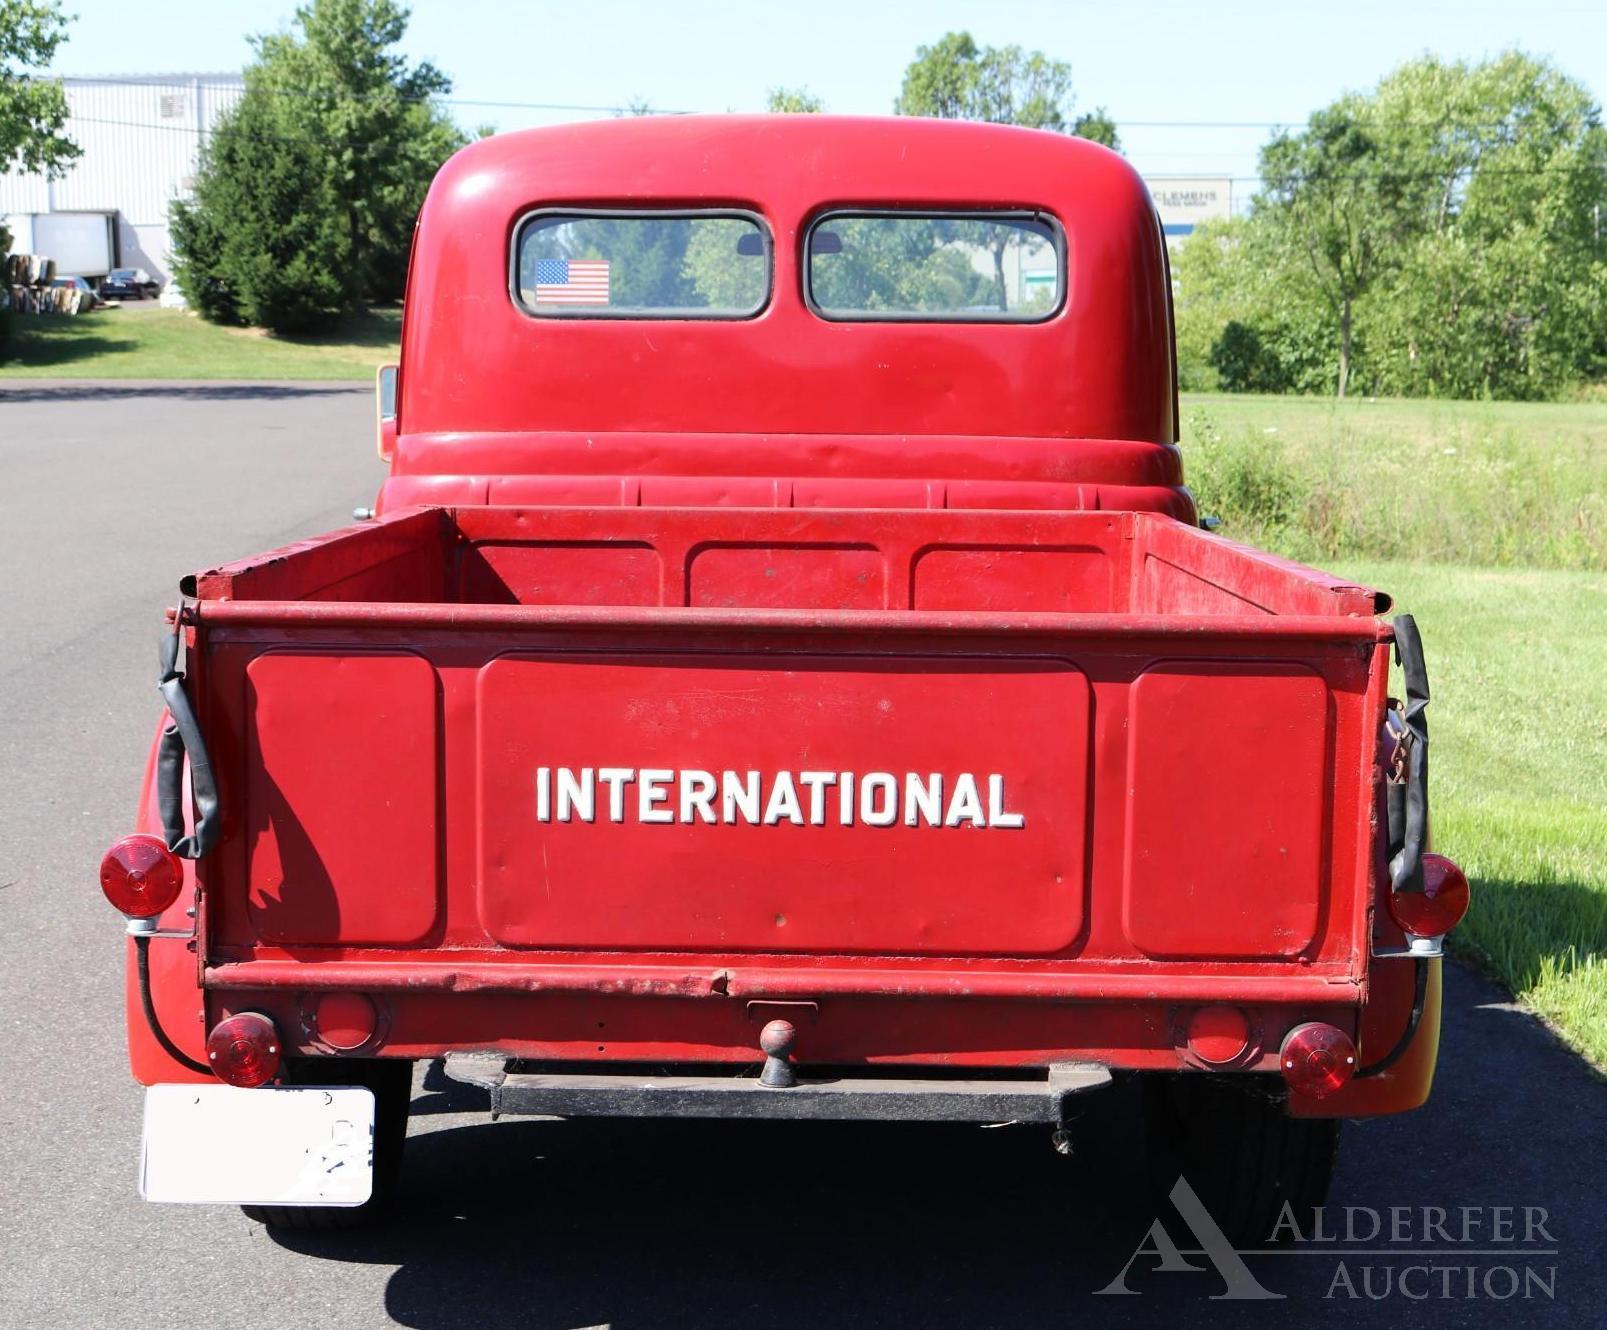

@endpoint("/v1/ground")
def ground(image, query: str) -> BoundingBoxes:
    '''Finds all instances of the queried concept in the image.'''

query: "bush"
[1209,321,1286,393]
[170,89,349,335]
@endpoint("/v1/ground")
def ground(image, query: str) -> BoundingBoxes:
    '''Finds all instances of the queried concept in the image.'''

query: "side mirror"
[812,229,843,255]
[375,364,398,463]
[735,233,765,257]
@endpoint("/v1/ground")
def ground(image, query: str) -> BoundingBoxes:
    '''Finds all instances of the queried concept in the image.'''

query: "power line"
[51,113,1605,188]
[34,77,1604,133]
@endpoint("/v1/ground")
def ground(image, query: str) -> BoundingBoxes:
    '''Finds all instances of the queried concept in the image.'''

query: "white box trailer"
[10,211,118,278]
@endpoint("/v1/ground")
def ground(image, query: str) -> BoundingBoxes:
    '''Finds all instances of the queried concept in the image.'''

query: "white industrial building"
[1,74,244,286]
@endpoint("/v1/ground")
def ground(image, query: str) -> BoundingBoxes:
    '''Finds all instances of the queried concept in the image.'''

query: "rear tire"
[242,1057,413,1231]
[1141,1073,1339,1246]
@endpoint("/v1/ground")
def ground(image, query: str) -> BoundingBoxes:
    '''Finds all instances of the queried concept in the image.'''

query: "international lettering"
[534,767,1026,829]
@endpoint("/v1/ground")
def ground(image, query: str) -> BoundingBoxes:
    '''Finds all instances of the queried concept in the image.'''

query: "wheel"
[242,1057,413,1231]
[1141,1073,1339,1246]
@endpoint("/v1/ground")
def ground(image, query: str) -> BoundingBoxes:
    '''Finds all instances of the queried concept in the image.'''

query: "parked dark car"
[100,267,158,299]
[52,276,103,309]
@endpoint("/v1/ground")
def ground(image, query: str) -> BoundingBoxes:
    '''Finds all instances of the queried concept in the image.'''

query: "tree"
[895,30,1117,148]
[250,0,464,306]
[1072,107,1120,152]
[170,87,348,332]
[172,0,463,330]
[766,86,823,113]
[1221,51,1607,400]
[1258,102,1424,397]
[1358,53,1607,397]
[0,0,78,176]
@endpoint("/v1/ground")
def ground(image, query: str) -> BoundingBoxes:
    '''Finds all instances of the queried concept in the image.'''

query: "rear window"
[513,210,770,318]
[806,211,1063,321]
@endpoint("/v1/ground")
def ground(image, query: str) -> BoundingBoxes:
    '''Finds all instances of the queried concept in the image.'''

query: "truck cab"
[103,116,1466,1243]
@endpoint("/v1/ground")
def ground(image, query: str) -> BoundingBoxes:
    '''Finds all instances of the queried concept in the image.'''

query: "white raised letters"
[534,767,1025,829]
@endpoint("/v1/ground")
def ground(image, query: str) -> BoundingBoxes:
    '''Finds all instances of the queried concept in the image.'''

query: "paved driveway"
[0,381,1599,1327]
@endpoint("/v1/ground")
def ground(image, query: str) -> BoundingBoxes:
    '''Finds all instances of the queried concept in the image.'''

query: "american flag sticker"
[532,258,611,305]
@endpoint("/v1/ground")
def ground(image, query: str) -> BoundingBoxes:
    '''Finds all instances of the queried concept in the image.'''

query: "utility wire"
[50,112,1606,189]
[32,76,1606,134]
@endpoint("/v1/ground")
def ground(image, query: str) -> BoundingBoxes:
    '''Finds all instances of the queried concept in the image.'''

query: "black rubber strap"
[1356,957,1429,1078]
[1388,615,1429,896]
[157,624,219,860]
[135,933,212,1076]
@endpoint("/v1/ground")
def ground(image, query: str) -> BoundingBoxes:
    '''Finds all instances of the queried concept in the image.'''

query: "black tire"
[242,1057,413,1231]
[1141,1073,1340,1247]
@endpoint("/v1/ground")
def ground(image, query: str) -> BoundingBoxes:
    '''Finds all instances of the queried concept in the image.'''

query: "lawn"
[0,305,400,380]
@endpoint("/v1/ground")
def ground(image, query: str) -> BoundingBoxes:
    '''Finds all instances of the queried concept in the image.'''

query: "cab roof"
[399,115,1175,444]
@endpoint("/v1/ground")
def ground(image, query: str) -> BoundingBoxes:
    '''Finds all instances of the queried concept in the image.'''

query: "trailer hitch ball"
[758,1019,799,1088]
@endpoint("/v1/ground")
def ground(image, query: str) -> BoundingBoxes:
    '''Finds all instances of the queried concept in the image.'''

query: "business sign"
[1147,177,1233,238]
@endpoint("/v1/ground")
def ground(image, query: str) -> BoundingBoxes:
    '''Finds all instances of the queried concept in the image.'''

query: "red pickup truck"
[104,116,1467,1242]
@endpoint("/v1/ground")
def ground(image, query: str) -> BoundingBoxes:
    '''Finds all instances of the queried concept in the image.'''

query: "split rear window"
[514,210,770,318]
[509,207,1065,322]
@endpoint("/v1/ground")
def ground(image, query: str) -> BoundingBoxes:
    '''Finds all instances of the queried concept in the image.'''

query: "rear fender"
[125,713,210,1085]
[1289,954,1440,1118]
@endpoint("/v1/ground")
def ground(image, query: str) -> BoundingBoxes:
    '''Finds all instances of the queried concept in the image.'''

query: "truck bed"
[179,505,1393,1070]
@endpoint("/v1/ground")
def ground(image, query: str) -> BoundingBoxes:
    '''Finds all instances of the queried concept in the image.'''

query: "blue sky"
[45,0,1607,187]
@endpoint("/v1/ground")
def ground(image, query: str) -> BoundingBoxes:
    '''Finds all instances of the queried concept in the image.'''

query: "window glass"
[807,213,1062,320]
[515,212,769,317]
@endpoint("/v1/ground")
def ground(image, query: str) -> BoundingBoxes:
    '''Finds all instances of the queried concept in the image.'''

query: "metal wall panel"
[0,76,244,278]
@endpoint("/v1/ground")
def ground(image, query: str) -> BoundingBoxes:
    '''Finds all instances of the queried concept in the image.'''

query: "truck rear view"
[101,116,1467,1244]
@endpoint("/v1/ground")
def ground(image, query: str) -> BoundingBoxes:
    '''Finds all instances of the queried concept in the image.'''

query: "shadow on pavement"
[266,962,1602,1329]
[0,381,368,403]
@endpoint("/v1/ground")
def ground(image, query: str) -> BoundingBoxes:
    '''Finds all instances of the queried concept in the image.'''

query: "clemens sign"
[1148,177,1233,237]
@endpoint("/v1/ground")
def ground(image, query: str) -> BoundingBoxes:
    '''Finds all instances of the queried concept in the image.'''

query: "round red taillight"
[99,834,184,918]
[1387,853,1470,938]
[1186,1005,1251,1066]
[207,1013,282,1087]
[1279,1022,1357,1099]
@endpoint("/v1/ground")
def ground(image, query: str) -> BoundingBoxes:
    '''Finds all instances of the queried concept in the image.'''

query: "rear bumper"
[446,1055,1111,1123]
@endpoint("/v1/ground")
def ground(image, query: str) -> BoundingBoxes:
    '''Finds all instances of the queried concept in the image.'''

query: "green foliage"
[766,86,823,114]
[251,0,463,305]
[1180,51,1607,401]
[172,0,464,332]
[0,0,78,176]
[895,30,1117,149]
[171,87,348,333]
[1072,107,1120,152]
[1209,322,1286,393]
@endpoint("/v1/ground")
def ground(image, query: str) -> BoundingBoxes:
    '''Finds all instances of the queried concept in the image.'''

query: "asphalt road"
[1,381,1602,1328]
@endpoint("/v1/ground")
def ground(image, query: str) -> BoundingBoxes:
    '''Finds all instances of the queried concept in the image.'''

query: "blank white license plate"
[140,1084,375,1206]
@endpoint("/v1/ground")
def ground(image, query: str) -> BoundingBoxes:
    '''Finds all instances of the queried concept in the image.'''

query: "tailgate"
[190,505,1389,999]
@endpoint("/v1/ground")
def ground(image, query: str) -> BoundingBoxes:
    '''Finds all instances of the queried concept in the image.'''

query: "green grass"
[0,306,400,380]
[1323,562,1607,1068]
[1183,393,1607,571]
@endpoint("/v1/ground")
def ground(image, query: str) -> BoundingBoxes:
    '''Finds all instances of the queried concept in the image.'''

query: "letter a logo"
[1095,1177,1282,1300]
